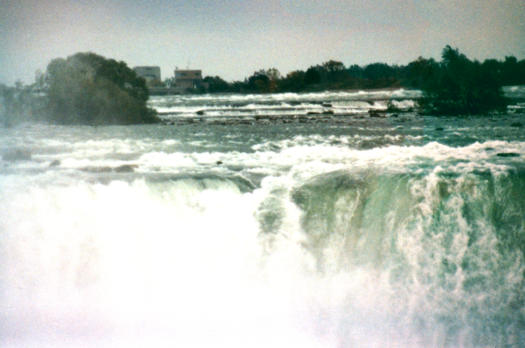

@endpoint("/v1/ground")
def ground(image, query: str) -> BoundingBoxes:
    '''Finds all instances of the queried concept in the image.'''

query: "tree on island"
[44,52,160,125]
[245,68,281,93]
[203,76,230,93]
[419,46,508,115]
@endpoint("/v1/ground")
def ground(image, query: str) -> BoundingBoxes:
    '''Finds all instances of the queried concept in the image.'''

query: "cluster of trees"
[201,61,402,94]
[199,50,525,97]
[417,46,510,114]
[45,53,159,125]
[197,46,524,114]
[1,52,159,126]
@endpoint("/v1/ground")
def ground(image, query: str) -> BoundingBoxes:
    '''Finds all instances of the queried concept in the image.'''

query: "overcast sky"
[1,0,524,85]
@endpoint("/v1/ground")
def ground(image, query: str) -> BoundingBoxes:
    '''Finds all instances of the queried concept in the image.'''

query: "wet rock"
[496,152,520,158]
[80,164,138,173]
[239,119,254,125]
[298,115,309,123]
[196,110,205,115]
[435,127,444,131]
[49,160,61,167]
[114,164,138,173]
[81,166,113,173]
[369,110,386,118]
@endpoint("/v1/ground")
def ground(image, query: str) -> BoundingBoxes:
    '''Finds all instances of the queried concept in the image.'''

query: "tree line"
[199,47,525,96]
[195,46,523,114]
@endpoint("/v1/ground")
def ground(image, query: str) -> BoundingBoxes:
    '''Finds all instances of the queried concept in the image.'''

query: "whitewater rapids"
[1,90,524,347]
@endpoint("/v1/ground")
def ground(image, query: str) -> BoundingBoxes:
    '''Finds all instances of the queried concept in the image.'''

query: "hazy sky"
[1,0,524,85]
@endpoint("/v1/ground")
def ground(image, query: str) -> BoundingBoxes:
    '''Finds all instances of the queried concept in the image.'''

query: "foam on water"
[1,95,525,347]
[149,89,420,106]
[2,153,523,347]
[1,175,361,348]
[150,88,421,121]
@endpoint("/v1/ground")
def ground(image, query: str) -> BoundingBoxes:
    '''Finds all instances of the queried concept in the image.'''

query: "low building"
[133,66,161,84]
[174,69,203,92]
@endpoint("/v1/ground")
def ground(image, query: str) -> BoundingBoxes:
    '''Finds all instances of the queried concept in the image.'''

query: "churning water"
[1,89,524,347]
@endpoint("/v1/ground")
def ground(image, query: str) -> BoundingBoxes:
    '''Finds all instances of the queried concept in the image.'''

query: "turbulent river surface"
[1,88,525,347]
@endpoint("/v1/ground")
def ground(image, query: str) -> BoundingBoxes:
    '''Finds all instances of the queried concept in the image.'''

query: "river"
[1,88,524,347]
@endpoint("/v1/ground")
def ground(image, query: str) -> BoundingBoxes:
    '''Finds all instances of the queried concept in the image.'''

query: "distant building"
[174,69,203,91]
[133,66,161,83]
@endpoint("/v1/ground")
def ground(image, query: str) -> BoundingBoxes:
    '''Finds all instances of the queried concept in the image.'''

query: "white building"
[174,69,203,91]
